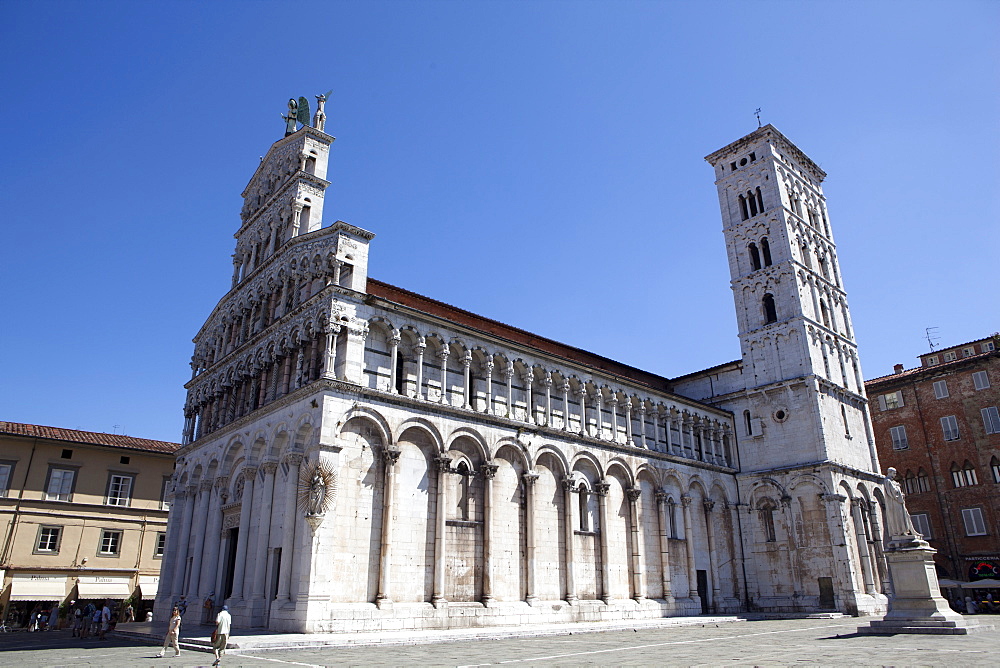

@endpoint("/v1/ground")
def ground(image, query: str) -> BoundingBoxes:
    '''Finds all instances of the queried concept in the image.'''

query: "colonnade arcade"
[331,412,740,612]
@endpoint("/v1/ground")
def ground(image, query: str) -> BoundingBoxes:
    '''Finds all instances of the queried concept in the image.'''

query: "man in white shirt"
[98,602,112,640]
[211,605,231,666]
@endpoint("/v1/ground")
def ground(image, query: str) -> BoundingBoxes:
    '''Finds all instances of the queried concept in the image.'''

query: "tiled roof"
[0,421,181,454]
[865,348,997,386]
[366,278,674,393]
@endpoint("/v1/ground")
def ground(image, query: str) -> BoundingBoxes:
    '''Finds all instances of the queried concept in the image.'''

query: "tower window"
[744,409,753,436]
[748,243,761,271]
[760,237,772,266]
[755,187,764,214]
[739,195,749,221]
[758,500,776,542]
[762,293,777,324]
[747,191,759,217]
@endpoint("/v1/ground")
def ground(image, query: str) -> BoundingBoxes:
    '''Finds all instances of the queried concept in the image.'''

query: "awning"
[962,578,1000,589]
[9,574,68,601]
[76,576,132,600]
[138,576,159,598]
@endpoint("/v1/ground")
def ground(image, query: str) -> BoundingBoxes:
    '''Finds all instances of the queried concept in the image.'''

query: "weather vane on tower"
[755,108,762,128]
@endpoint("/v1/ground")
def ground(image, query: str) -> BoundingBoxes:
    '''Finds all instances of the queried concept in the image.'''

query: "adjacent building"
[157,114,891,633]
[867,335,1000,582]
[0,422,179,627]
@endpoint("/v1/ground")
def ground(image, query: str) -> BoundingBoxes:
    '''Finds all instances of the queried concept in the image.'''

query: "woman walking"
[156,607,182,658]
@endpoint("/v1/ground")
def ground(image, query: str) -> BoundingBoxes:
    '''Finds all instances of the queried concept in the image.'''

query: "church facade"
[155,112,891,632]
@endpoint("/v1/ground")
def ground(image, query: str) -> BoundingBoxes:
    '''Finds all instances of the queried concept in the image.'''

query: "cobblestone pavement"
[1,616,997,667]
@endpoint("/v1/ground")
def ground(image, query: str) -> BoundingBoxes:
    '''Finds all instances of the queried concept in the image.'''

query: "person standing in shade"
[156,607,182,658]
[211,605,231,666]
[98,601,111,640]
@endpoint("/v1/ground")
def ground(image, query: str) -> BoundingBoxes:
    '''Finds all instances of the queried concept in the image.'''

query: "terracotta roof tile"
[865,348,998,386]
[0,421,180,455]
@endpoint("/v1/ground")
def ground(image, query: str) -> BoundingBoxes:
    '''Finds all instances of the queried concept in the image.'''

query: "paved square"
[0,616,997,666]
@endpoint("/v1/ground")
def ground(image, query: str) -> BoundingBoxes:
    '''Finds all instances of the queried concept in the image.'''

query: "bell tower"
[676,125,887,616]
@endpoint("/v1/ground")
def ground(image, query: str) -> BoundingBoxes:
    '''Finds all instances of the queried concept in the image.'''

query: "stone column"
[157,484,184,601]
[523,369,534,423]
[250,462,278,602]
[414,339,426,400]
[681,495,698,601]
[480,463,499,605]
[609,396,619,443]
[868,502,890,594]
[596,481,612,603]
[228,466,257,601]
[462,352,472,409]
[438,348,449,404]
[483,359,494,414]
[561,477,578,604]
[651,406,660,452]
[322,325,340,379]
[169,486,196,599]
[186,480,213,601]
[504,362,514,418]
[625,400,634,447]
[851,499,877,595]
[595,392,605,440]
[276,453,303,601]
[577,387,588,436]
[638,404,647,449]
[655,492,674,601]
[376,448,401,608]
[562,381,571,431]
[432,456,451,608]
[198,477,228,600]
[627,487,645,601]
[543,373,552,427]
[523,472,540,605]
[703,498,721,612]
[388,332,400,393]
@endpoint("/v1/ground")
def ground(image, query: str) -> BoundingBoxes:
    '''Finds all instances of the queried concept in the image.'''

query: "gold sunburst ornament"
[297,461,338,519]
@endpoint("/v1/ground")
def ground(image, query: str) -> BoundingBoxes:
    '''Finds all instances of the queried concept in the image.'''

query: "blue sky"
[1,1,997,443]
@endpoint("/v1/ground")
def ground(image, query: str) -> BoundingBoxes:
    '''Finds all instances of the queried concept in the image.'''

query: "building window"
[889,425,908,450]
[748,243,761,271]
[983,407,1000,435]
[943,351,957,362]
[910,513,932,539]
[154,532,166,558]
[991,456,1000,484]
[941,415,960,441]
[160,477,171,511]
[932,380,949,399]
[454,461,471,521]
[45,467,76,502]
[983,341,996,352]
[916,468,931,493]
[927,355,939,365]
[744,410,753,436]
[0,461,13,497]
[762,293,777,324]
[878,391,904,411]
[961,508,988,536]
[962,347,975,358]
[35,526,62,554]
[105,473,134,507]
[951,462,978,487]
[973,371,991,390]
[758,501,777,542]
[98,529,123,556]
[760,237,772,266]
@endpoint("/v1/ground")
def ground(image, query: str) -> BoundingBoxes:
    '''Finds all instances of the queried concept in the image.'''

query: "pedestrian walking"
[155,607,182,658]
[211,605,231,666]
[124,603,135,623]
[72,604,82,637]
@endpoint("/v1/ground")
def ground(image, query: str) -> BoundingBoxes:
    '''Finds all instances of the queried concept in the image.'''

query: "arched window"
[963,461,979,486]
[760,237,772,266]
[738,195,749,221]
[758,500,777,542]
[904,470,917,495]
[667,499,678,538]
[755,186,764,214]
[298,205,311,235]
[748,243,761,271]
[578,483,590,531]
[991,456,1000,484]
[455,461,471,520]
[951,462,964,488]
[744,409,753,436]
[917,468,931,493]
[747,190,759,217]
[762,293,777,324]
[800,243,812,269]
[394,351,406,394]
[304,156,317,175]
[820,300,831,328]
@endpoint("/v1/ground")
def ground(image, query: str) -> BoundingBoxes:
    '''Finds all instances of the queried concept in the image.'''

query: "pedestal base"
[858,542,993,635]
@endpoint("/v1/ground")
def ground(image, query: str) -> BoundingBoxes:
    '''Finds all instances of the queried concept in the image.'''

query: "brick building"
[0,422,179,627]
[866,335,1000,582]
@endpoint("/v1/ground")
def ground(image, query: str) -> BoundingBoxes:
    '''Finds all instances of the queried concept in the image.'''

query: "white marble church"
[155,104,893,632]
